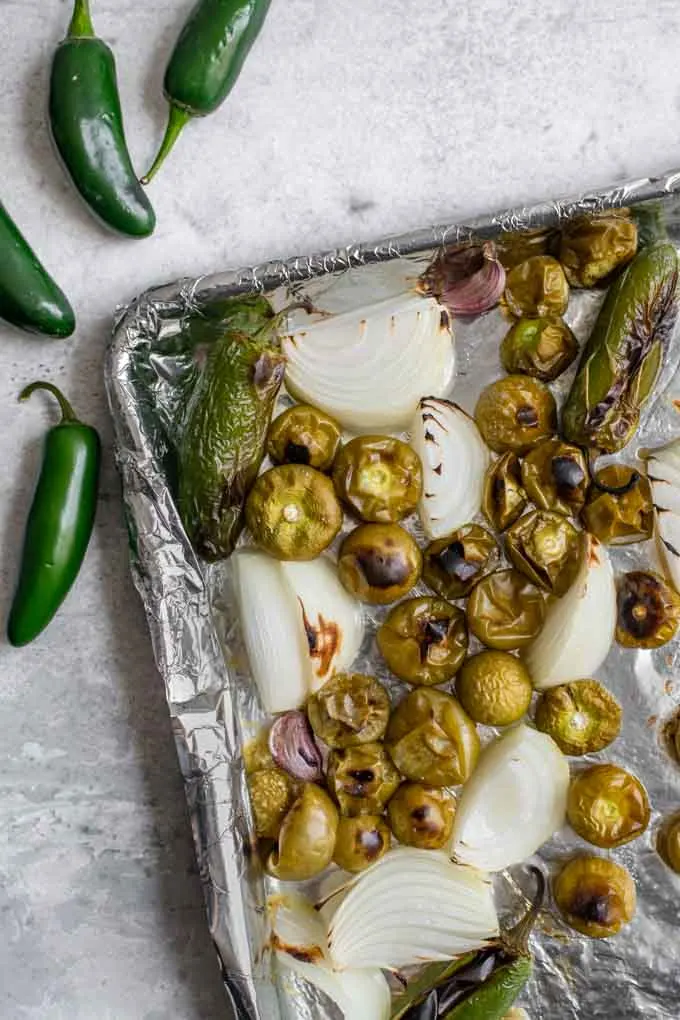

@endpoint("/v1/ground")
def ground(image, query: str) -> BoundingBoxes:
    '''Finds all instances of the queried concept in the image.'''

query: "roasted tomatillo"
[306,672,391,748]
[423,524,499,599]
[327,742,402,816]
[243,729,275,774]
[521,438,589,516]
[506,510,583,596]
[387,782,456,850]
[500,316,578,382]
[267,403,341,471]
[559,215,638,288]
[245,463,343,559]
[386,688,479,787]
[657,812,680,874]
[333,434,423,522]
[248,767,295,839]
[482,452,528,531]
[504,256,569,317]
[567,764,650,849]
[616,570,680,649]
[496,227,555,270]
[456,650,533,726]
[332,814,390,873]
[377,597,468,686]
[466,569,545,650]
[553,856,636,938]
[337,523,422,604]
[474,375,557,454]
[534,680,622,756]
[267,783,338,881]
[581,465,653,545]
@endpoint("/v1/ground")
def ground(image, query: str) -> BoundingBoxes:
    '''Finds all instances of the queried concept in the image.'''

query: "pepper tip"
[141,106,192,185]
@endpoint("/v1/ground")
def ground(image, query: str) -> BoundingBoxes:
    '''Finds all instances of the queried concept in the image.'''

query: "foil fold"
[106,168,680,1020]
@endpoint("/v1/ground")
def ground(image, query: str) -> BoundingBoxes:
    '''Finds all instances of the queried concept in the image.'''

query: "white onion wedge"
[452,726,570,869]
[270,893,391,1020]
[269,892,329,963]
[523,534,616,690]
[276,957,391,1020]
[233,550,311,713]
[280,559,364,691]
[282,294,455,431]
[450,725,569,873]
[233,551,364,712]
[327,848,498,971]
[410,397,490,538]
[646,438,680,592]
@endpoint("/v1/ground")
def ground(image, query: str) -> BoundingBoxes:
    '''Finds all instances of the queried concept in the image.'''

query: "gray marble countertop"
[2,1,680,1017]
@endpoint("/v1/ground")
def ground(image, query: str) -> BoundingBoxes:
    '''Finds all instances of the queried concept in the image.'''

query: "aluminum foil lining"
[105,168,680,1020]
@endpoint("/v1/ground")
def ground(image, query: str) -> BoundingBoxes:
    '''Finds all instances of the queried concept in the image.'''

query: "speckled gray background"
[3,1,680,1017]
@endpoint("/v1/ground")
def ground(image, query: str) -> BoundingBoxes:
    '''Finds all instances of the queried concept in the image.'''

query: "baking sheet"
[106,169,680,1020]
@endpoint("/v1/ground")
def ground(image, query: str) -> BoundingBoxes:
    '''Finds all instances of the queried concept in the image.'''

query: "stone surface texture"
[2,1,680,1017]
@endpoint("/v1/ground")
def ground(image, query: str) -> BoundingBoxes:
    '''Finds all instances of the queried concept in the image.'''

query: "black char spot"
[284,440,311,464]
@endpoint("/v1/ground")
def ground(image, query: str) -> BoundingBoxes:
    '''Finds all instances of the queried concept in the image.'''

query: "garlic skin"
[646,438,680,592]
[411,397,490,539]
[523,534,616,690]
[268,711,324,781]
[450,724,569,872]
[282,293,455,431]
[429,243,507,317]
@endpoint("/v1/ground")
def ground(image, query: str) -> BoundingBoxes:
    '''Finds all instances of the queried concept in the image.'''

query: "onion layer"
[282,294,455,431]
[327,847,498,972]
[270,892,391,1019]
[233,551,364,713]
[646,438,680,592]
[523,534,616,690]
[410,397,490,539]
[279,559,364,690]
[450,724,569,872]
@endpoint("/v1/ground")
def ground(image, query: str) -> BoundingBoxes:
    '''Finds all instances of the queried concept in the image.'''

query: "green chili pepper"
[0,202,75,338]
[633,201,668,249]
[562,242,680,452]
[178,294,285,560]
[143,0,272,183]
[440,956,531,1019]
[8,383,101,647]
[49,0,156,238]
[391,955,477,1020]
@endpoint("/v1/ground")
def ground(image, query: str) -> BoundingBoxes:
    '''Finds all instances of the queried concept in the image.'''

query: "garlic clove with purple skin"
[430,242,506,318]
[269,711,324,781]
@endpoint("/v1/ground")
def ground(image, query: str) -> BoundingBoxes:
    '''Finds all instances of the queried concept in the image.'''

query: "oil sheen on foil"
[106,170,680,1020]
